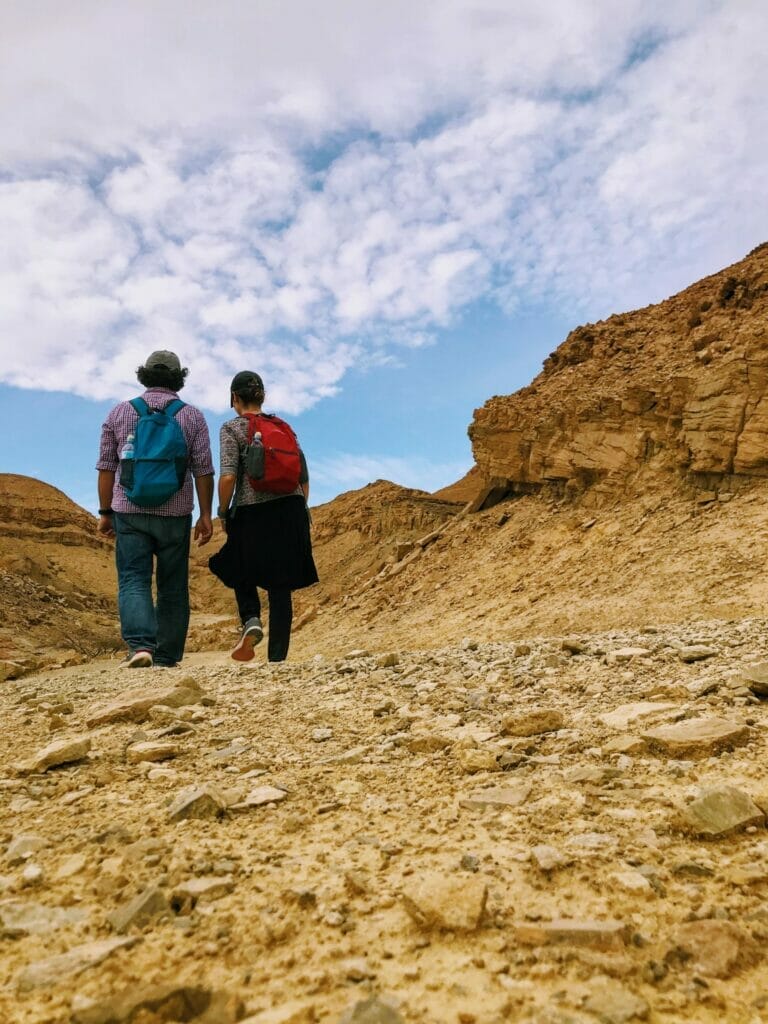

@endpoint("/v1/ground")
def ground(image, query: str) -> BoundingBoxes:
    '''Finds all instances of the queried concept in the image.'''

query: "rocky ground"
[3,619,768,1023]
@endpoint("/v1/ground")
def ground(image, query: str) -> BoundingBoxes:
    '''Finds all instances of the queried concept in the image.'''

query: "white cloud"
[0,1,766,414]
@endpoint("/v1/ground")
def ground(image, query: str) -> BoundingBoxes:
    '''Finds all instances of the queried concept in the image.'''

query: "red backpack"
[242,413,302,494]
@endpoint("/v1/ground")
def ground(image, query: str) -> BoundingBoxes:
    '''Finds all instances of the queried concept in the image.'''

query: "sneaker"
[153,662,179,669]
[120,649,154,669]
[231,617,264,662]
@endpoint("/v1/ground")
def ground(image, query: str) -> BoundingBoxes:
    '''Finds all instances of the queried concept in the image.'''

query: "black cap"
[230,371,264,406]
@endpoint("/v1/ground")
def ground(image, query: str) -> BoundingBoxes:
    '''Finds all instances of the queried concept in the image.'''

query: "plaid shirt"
[97,388,214,516]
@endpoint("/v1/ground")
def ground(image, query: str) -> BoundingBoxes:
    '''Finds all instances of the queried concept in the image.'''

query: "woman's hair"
[136,365,189,391]
[233,383,264,406]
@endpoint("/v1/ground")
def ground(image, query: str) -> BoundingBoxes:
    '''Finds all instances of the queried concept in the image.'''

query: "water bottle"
[120,433,135,489]
[121,433,135,460]
[246,430,265,479]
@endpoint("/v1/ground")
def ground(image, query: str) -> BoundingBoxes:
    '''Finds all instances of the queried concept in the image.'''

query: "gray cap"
[145,350,181,371]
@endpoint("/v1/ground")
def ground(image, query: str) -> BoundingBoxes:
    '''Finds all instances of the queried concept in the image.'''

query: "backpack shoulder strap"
[163,399,186,418]
[129,397,151,417]
[242,412,263,443]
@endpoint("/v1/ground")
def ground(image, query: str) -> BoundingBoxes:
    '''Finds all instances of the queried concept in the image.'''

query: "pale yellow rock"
[126,741,179,765]
[642,718,751,759]
[599,702,678,730]
[459,783,532,810]
[501,708,564,736]
[673,919,755,978]
[172,875,235,910]
[54,853,88,881]
[456,747,501,773]
[15,735,91,775]
[513,919,629,950]
[402,871,487,931]
[86,681,201,727]
[16,937,138,991]
[678,786,765,838]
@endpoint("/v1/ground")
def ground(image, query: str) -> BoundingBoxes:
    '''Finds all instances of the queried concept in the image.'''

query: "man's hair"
[136,364,189,390]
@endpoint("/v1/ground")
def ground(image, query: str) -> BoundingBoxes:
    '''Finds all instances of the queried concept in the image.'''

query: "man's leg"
[154,515,192,666]
[267,588,292,662]
[114,514,157,656]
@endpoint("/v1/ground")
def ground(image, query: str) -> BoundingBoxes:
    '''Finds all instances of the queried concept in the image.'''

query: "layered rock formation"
[470,243,768,503]
[0,475,117,676]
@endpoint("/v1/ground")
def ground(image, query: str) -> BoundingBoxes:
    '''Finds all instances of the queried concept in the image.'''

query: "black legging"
[234,585,292,662]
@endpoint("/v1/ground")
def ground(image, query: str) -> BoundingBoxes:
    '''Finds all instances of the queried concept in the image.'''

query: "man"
[96,350,214,668]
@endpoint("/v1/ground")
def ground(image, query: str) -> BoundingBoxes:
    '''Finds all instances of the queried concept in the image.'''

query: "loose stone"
[642,718,751,759]
[678,786,765,838]
[401,871,487,931]
[14,735,91,775]
[501,708,564,736]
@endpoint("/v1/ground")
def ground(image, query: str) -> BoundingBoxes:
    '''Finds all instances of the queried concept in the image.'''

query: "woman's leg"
[234,585,261,625]
[267,588,292,662]
[231,586,264,661]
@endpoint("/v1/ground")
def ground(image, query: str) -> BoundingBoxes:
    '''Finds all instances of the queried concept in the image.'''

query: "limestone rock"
[0,899,88,937]
[456,747,500,773]
[126,740,179,764]
[86,680,202,727]
[607,647,651,663]
[514,919,629,950]
[71,982,244,1024]
[584,980,649,1023]
[673,919,755,978]
[15,734,91,775]
[599,702,678,730]
[172,875,235,911]
[338,997,404,1024]
[5,834,49,864]
[679,645,717,663]
[107,882,168,933]
[531,845,571,873]
[742,662,768,696]
[17,936,138,991]
[501,708,564,736]
[678,786,765,838]
[643,718,751,759]
[459,783,531,810]
[167,784,227,821]
[231,785,288,810]
[401,871,487,931]
[406,732,451,753]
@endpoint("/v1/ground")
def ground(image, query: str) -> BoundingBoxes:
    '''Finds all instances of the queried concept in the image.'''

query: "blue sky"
[1,1,766,510]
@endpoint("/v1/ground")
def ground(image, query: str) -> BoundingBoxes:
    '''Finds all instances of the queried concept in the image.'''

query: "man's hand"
[97,514,115,538]
[194,513,213,546]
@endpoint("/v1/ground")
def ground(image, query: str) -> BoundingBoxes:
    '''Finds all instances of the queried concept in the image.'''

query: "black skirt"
[208,495,319,591]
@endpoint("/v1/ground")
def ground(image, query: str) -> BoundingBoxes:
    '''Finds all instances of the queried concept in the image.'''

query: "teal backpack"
[119,398,188,507]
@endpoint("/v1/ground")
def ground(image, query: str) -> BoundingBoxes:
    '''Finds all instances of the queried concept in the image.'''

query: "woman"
[208,371,318,662]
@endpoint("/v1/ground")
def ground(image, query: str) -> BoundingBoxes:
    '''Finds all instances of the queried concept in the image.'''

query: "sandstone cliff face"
[469,244,768,501]
[0,475,117,675]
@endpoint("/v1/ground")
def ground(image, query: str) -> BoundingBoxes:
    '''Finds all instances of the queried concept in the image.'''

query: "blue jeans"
[114,513,192,665]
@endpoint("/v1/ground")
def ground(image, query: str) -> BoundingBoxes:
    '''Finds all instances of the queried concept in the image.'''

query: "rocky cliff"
[0,475,118,677]
[470,243,768,505]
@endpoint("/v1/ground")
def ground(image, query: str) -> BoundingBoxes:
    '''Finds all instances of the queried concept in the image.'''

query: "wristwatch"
[98,508,113,516]
[216,506,230,519]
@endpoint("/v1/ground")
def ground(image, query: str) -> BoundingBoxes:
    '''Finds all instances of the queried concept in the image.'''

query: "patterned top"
[220,416,308,508]
[97,388,214,516]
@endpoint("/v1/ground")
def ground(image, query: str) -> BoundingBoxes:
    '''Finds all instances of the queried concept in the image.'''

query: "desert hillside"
[4,247,768,1024]
[0,475,117,678]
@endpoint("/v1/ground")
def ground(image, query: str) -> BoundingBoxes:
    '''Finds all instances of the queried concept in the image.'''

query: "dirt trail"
[3,618,768,1023]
